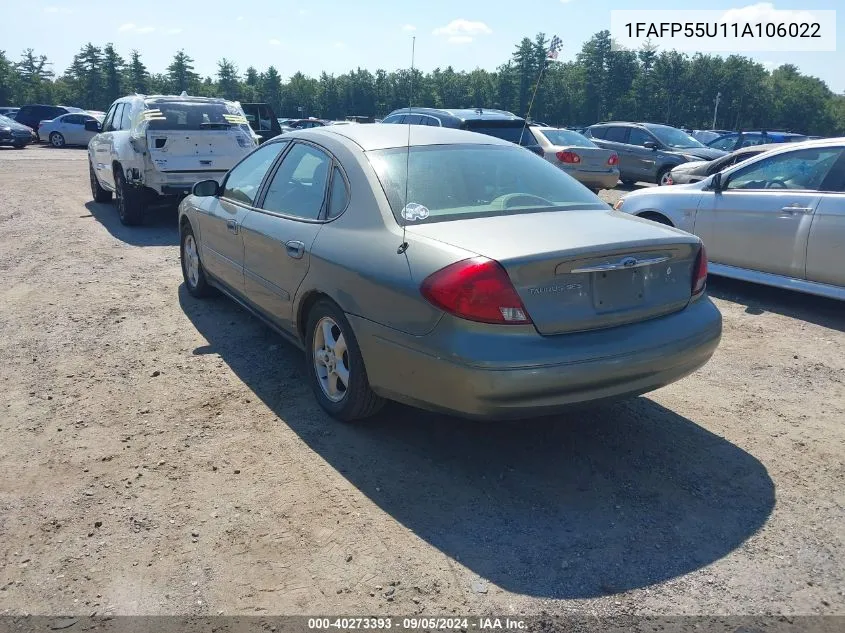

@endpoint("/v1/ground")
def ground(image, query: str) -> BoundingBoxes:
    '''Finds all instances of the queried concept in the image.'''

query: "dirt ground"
[0,144,843,617]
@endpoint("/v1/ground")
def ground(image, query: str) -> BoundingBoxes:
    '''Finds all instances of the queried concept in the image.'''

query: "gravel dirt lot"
[0,144,843,617]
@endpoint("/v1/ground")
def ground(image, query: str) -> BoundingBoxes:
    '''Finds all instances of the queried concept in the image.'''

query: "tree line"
[2,31,844,135]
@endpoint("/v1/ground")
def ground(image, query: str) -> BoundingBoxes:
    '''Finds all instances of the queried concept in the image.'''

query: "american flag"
[547,35,563,60]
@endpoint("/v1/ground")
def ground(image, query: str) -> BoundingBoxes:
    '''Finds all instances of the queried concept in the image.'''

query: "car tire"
[89,162,112,202]
[621,179,636,187]
[49,132,65,148]
[114,168,144,226]
[12,143,26,150]
[305,299,385,422]
[180,222,213,298]
[657,168,673,186]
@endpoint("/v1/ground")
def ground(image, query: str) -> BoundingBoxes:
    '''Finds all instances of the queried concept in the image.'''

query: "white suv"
[87,93,259,225]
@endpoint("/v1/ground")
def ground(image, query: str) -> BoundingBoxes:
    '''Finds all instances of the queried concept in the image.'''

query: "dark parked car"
[0,107,20,118]
[241,102,283,143]
[0,114,36,149]
[665,143,783,185]
[706,130,808,152]
[14,104,84,139]
[585,122,728,186]
[381,107,544,156]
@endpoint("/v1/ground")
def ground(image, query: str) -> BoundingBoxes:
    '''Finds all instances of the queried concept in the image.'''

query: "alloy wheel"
[312,316,350,403]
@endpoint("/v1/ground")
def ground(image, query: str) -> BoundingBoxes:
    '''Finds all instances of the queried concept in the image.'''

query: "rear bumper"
[350,297,722,420]
[560,167,619,190]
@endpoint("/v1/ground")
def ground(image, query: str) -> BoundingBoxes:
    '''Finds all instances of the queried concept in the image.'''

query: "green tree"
[167,50,199,94]
[102,43,125,106]
[216,58,240,100]
[126,50,148,95]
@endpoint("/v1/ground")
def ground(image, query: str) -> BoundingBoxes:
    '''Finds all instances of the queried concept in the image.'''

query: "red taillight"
[556,150,581,164]
[420,257,532,325]
[692,246,708,297]
[607,153,619,166]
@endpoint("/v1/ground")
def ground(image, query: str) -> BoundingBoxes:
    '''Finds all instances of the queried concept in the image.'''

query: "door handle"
[285,240,305,259]
[226,218,239,234]
[780,205,813,215]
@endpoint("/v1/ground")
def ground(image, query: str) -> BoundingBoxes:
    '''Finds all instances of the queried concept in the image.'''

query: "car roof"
[386,107,523,122]
[282,124,516,151]
[731,142,784,155]
[726,137,845,160]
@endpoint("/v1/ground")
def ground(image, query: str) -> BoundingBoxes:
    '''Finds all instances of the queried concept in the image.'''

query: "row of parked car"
[69,90,842,424]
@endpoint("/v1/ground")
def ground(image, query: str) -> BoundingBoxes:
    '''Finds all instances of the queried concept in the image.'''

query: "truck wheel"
[114,169,144,226]
[89,162,112,202]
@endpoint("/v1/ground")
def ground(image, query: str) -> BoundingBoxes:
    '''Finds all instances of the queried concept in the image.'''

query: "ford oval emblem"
[621,257,638,268]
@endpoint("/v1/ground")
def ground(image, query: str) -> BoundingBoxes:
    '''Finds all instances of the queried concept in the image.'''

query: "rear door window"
[603,127,629,143]
[261,143,332,220]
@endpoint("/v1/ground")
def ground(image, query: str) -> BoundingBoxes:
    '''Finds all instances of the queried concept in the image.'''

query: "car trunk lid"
[553,146,614,171]
[408,210,699,335]
[145,128,251,173]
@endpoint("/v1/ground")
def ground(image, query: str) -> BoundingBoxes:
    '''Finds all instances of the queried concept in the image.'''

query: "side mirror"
[85,120,102,133]
[709,172,723,191]
[643,141,658,150]
[192,179,220,197]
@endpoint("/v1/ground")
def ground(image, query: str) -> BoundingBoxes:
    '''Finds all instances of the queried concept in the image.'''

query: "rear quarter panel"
[295,137,468,337]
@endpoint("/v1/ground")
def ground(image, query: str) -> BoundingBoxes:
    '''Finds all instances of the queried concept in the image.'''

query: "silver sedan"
[38,112,104,148]
[614,138,845,301]
[530,126,620,192]
[178,125,721,422]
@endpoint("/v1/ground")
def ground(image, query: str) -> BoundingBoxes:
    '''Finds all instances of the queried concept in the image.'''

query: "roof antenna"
[519,35,561,146]
[397,35,416,256]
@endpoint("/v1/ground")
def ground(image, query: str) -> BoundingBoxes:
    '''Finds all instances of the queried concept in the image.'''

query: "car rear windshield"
[538,129,597,148]
[143,101,247,131]
[463,122,535,145]
[367,144,607,225]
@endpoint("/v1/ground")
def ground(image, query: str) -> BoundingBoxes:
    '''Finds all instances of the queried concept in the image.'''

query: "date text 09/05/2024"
[624,22,822,39]
[307,617,527,630]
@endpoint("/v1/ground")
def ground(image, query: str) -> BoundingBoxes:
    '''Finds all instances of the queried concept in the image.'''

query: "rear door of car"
[61,114,85,144]
[240,141,335,329]
[805,150,845,287]
[626,127,661,181]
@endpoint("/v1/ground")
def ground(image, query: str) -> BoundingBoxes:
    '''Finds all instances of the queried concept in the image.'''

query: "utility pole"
[712,92,721,129]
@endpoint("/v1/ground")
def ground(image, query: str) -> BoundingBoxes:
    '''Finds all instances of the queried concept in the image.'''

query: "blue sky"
[9,0,844,93]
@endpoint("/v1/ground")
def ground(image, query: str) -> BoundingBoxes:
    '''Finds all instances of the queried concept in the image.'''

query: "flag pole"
[519,36,559,145]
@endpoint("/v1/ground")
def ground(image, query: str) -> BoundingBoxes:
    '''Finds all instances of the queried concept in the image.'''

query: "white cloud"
[118,23,136,32]
[401,24,417,32]
[136,26,156,34]
[720,3,817,25]
[44,6,73,14]
[560,0,576,3]
[334,41,345,48]
[268,38,282,46]
[236,15,244,21]
[298,9,308,15]
[433,19,492,44]
[166,28,183,35]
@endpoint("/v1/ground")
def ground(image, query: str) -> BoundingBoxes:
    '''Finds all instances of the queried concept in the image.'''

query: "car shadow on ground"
[179,286,775,600]
[708,277,845,333]
[84,201,178,247]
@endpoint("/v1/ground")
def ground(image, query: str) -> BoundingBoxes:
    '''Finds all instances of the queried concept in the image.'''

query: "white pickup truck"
[87,93,259,225]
